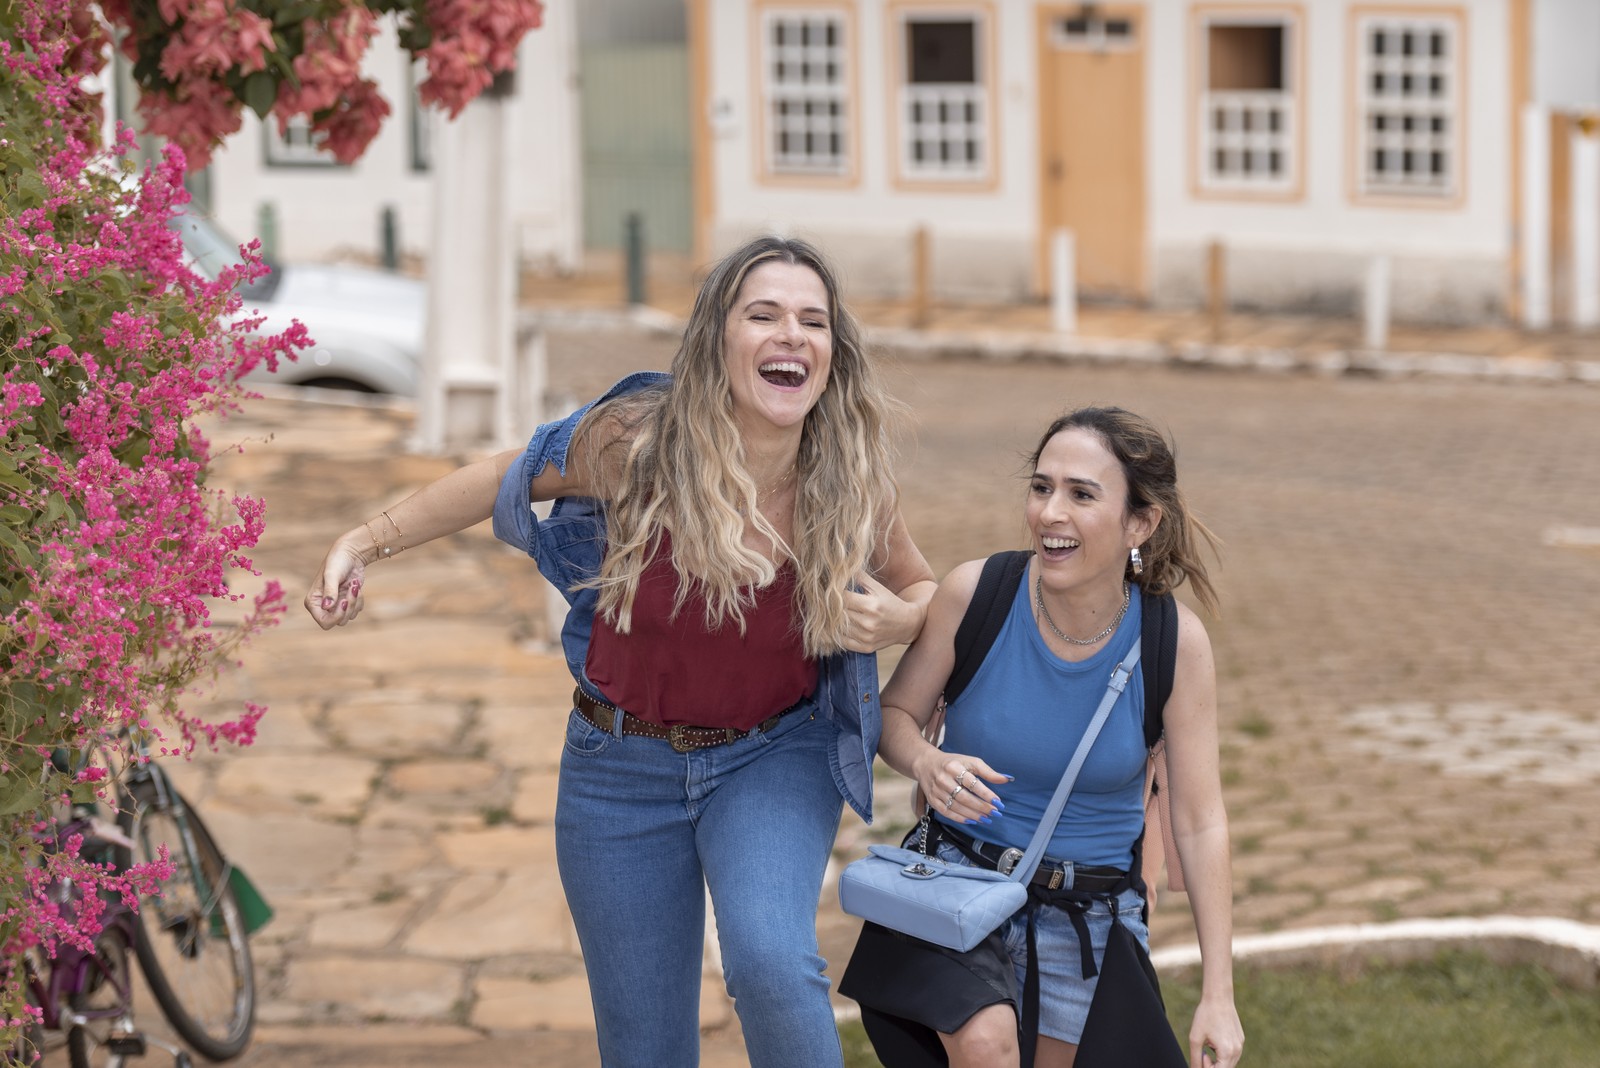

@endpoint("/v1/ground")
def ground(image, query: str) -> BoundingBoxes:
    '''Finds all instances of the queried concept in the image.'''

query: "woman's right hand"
[910,748,1008,824]
[304,533,370,630]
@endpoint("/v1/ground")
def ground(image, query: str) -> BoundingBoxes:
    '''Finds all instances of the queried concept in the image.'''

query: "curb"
[515,306,1600,386]
[870,327,1600,387]
[1150,915,1600,990]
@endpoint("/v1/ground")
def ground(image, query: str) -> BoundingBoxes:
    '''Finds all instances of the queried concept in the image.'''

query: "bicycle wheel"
[65,925,134,1068]
[121,779,255,1060]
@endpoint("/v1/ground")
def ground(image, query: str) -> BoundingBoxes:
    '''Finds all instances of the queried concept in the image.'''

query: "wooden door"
[1037,5,1146,300]
[581,43,693,254]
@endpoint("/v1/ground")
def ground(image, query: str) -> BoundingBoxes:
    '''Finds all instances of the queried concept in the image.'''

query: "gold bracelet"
[381,510,406,555]
[363,519,386,562]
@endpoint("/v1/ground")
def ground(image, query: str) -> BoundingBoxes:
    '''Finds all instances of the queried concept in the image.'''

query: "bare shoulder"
[576,395,643,453]
[922,558,988,636]
[939,558,987,606]
[1173,599,1212,651]
[556,398,643,498]
[1171,598,1217,688]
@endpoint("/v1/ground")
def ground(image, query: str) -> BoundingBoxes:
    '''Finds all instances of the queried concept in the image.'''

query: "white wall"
[204,7,581,271]
[205,22,431,263]
[707,0,1040,300]
[1534,0,1600,109]
[704,0,1518,321]
[1148,0,1513,323]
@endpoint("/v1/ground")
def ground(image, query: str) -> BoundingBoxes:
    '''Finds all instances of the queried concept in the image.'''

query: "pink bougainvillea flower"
[419,0,544,116]
[313,77,391,164]
[135,80,244,170]
[159,2,277,80]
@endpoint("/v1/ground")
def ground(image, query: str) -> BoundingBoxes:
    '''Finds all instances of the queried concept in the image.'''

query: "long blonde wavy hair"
[578,236,903,657]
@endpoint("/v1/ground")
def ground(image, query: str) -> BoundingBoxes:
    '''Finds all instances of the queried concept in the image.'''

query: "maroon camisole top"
[584,536,817,729]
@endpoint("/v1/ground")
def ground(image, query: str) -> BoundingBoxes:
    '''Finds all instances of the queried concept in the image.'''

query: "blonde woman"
[306,236,935,1068]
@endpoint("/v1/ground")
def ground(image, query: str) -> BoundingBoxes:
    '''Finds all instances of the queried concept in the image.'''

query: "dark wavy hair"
[1028,407,1220,614]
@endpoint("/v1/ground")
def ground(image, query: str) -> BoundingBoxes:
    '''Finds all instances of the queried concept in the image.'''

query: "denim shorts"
[934,839,1149,1045]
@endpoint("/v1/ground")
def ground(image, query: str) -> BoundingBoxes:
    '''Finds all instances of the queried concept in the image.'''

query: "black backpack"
[940,549,1187,895]
[945,550,1177,748]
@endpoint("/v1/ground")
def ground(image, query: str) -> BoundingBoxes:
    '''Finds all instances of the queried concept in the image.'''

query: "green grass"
[1162,949,1600,1068]
[839,949,1600,1067]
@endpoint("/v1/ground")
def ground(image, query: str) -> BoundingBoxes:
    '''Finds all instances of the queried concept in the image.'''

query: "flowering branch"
[101,0,545,169]
[2,0,309,1045]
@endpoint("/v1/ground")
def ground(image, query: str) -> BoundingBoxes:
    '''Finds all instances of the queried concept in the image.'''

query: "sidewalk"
[520,256,1600,386]
[116,275,1600,1068]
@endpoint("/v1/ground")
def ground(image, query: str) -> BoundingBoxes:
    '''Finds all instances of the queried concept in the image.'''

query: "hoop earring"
[1130,546,1144,577]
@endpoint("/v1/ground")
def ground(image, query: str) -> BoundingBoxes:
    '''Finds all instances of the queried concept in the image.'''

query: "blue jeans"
[555,698,846,1068]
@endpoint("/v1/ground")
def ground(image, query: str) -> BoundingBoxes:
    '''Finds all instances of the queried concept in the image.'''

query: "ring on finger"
[946,784,966,808]
[954,769,969,789]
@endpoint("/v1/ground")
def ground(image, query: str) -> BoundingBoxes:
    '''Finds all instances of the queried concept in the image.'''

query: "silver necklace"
[1035,576,1129,646]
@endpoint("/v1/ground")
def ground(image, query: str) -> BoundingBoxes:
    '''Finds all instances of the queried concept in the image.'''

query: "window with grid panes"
[900,15,987,180]
[263,115,341,168]
[1200,20,1295,192]
[1357,16,1458,197]
[1050,10,1135,49]
[764,12,849,176]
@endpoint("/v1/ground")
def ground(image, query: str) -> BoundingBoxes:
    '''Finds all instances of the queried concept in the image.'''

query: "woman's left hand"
[842,573,923,652]
[1189,997,1244,1068]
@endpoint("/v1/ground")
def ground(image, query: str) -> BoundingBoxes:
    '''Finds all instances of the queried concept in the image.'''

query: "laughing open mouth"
[759,360,809,387]
[1040,535,1081,558]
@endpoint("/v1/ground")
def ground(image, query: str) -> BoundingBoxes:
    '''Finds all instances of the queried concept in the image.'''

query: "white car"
[171,211,426,396]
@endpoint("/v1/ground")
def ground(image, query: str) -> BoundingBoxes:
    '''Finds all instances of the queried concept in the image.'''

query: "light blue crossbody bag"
[838,644,1141,952]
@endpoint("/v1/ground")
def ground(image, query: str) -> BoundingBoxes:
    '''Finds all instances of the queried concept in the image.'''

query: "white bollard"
[1050,228,1077,334]
[1572,120,1600,329]
[1522,104,1552,330]
[1364,254,1391,351]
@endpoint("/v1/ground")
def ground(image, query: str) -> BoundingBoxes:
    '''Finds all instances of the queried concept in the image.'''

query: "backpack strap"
[1138,588,1185,893]
[944,550,1032,704]
[1139,589,1178,749]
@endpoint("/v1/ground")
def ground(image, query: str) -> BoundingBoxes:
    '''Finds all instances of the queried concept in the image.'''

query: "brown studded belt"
[572,687,807,753]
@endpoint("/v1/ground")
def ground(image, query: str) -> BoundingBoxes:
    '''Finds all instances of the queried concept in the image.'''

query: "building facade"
[697,0,1549,323]
[175,0,1600,327]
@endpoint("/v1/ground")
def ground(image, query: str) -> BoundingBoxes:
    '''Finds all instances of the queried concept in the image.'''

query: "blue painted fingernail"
[965,818,978,825]
[992,798,1006,810]
[978,816,993,825]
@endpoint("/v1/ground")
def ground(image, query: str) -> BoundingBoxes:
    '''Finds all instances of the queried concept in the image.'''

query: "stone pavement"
[93,289,1600,1067]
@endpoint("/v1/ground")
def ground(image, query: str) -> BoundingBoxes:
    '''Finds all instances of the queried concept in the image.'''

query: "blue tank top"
[937,579,1146,869]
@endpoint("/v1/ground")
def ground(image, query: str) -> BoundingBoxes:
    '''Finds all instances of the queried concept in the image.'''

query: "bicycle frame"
[5,807,139,1047]
[17,910,136,1036]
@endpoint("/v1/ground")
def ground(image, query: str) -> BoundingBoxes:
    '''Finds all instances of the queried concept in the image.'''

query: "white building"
[697,0,1599,325]
[190,0,1600,327]
[196,4,584,273]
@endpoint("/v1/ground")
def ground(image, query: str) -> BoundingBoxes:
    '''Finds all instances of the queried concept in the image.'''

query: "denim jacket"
[491,372,884,823]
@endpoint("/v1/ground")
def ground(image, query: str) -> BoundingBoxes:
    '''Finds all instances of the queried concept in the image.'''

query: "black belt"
[935,822,1129,893]
[573,688,805,753]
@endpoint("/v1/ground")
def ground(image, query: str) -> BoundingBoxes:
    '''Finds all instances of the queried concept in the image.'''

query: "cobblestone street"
[144,325,1600,1066]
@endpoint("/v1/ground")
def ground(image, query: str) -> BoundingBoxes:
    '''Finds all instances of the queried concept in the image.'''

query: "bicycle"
[2,796,191,1068]
[115,740,265,1063]
[4,740,266,1066]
